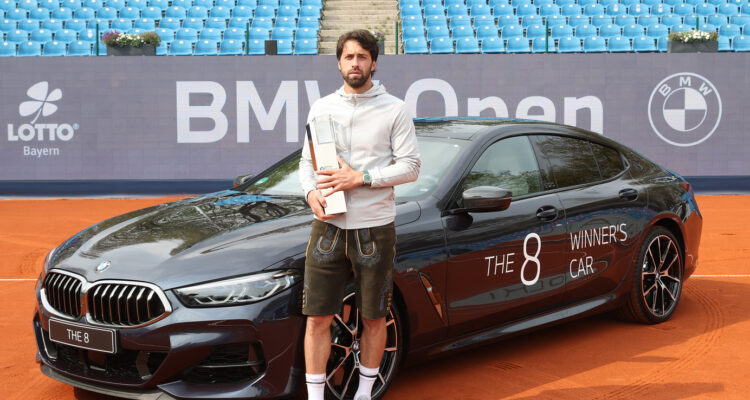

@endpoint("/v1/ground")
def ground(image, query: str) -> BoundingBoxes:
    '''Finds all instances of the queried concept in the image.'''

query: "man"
[298,30,420,400]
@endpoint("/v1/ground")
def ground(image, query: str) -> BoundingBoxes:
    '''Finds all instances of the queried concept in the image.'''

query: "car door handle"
[619,188,639,201]
[536,206,558,222]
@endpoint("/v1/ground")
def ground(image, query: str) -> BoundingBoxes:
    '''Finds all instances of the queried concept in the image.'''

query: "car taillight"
[679,181,693,195]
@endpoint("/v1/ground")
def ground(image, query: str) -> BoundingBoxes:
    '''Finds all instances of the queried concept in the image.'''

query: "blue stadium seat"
[233,6,254,19]
[106,0,126,9]
[275,16,296,29]
[429,37,453,53]
[520,14,541,27]
[194,39,218,55]
[159,17,181,31]
[608,35,631,52]
[258,0,278,7]
[424,4,445,18]
[578,0,597,6]
[74,7,95,19]
[29,8,50,21]
[403,25,423,40]
[252,17,274,30]
[606,4,626,17]
[742,3,750,15]
[481,36,504,52]
[294,37,317,54]
[568,15,589,28]
[718,35,731,51]
[561,4,581,17]
[647,23,669,38]
[623,23,645,38]
[495,15,518,29]
[531,36,551,52]
[187,6,208,19]
[720,23,741,37]
[515,4,536,17]
[700,23,717,32]
[583,4,605,17]
[733,35,750,51]
[526,23,546,39]
[426,25,449,41]
[193,0,212,7]
[615,15,636,26]
[111,18,132,31]
[0,41,16,55]
[695,4,717,16]
[128,0,148,9]
[182,18,204,30]
[171,0,190,8]
[169,38,192,55]
[673,4,695,17]
[301,0,322,6]
[299,5,320,18]
[425,14,448,29]
[557,35,581,52]
[401,16,423,30]
[664,0,684,6]
[236,0,257,5]
[684,0,703,6]
[400,4,420,18]
[248,27,270,39]
[78,28,97,41]
[628,4,650,18]
[18,0,37,11]
[205,17,228,30]
[164,6,186,19]
[247,38,265,54]
[506,36,530,52]
[228,17,250,29]
[119,6,140,19]
[718,3,739,16]
[50,8,71,20]
[42,19,63,31]
[500,24,522,39]
[6,29,29,42]
[217,0,238,5]
[456,36,480,53]
[42,39,65,55]
[476,25,498,41]
[474,15,496,28]
[549,23,573,38]
[87,18,111,30]
[271,26,294,40]
[599,0,618,7]
[134,18,154,30]
[155,27,174,42]
[141,6,161,19]
[657,36,668,52]
[731,15,750,26]
[707,15,728,27]
[447,0,467,16]
[19,19,39,31]
[638,15,659,27]
[296,27,317,39]
[660,15,683,27]
[17,40,41,55]
[1,19,18,33]
[176,27,198,41]
[540,4,560,17]
[650,4,671,17]
[452,24,474,39]
[574,24,595,37]
[277,5,298,18]
[222,26,244,39]
[0,0,16,12]
[54,28,77,42]
[632,35,656,51]
[583,35,606,52]
[450,16,471,31]
[200,27,221,41]
[276,38,293,54]
[298,17,319,29]
[156,39,167,55]
[591,16,612,27]
[96,7,118,19]
[534,0,554,5]
[67,39,90,55]
[218,38,243,55]
[403,37,428,53]
[492,3,513,17]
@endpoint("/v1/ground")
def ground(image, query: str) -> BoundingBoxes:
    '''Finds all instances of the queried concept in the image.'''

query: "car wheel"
[619,226,684,324]
[325,291,403,400]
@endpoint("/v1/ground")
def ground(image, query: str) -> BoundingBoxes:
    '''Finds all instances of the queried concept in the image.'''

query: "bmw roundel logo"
[648,72,722,147]
[96,261,111,272]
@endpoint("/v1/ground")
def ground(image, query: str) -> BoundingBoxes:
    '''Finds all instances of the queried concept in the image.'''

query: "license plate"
[48,318,117,354]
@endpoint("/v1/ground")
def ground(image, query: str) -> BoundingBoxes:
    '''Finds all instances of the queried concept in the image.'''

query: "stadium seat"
[500,24,523,39]
[200,27,221,41]
[87,18,111,30]
[664,0,684,6]
[134,18,155,30]
[0,0,16,12]
[155,39,167,54]
[18,0,37,11]
[42,19,63,31]
[17,40,41,55]
[591,16,613,27]
[583,35,606,52]
[476,25,499,41]
[42,39,65,55]
[696,4,717,16]
[561,4,582,17]
[700,23,717,32]
[128,0,148,9]
[50,8,71,20]
[492,3,513,17]
[425,14,448,29]
[733,35,750,51]
[495,15,518,29]
[684,0,703,5]
[78,29,97,42]
[182,18,204,30]
[584,4,605,17]
[233,5,253,19]
[424,4,445,18]
[106,0,126,9]
[169,39,192,55]
[74,7,95,20]
[96,7,118,20]
[673,4,695,17]
[54,28,76,42]
[456,36,480,53]
[429,37,453,53]
[720,24,741,37]
[194,39,218,55]
[657,36,668,52]
[650,5,671,18]
[731,15,750,27]
[252,17,274,30]
[718,35,731,51]
[299,5,320,18]
[403,25,423,40]
[171,0,190,9]
[505,36,530,52]
[568,15,588,28]
[19,19,39,31]
[521,15,541,27]
[447,3,468,19]
[275,38,293,55]
[623,23,645,38]
[175,27,198,41]
[550,23,573,38]
[6,29,29,42]
[111,18,133,31]
[159,18,181,31]
[204,17,228,30]
[401,16,423,30]
[599,0,619,7]
[29,8,51,21]
[557,35,581,52]
[259,0,279,7]
[474,15,496,28]
[481,36,504,52]
[271,26,294,40]
[545,15,564,26]
[531,36,551,52]
[608,36,631,52]
[155,27,174,42]
[426,25,449,41]
[165,6,186,19]
[515,4,537,17]
[661,15,683,27]
[450,16,471,31]
[633,35,656,51]
[1,20,18,33]
[647,23,669,38]
[606,4,626,17]
[193,0,212,7]
[742,3,750,15]
[119,6,140,19]
[628,4,650,18]
[187,6,208,19]
[248,27,270,39]
[236,0,257,5]
[0,40,16,55]
[707,15,729,27]
[578,0,597,6]
[277,5,298,18]
[218,38,244,55]
[296,27,317,39]
[718,4,739,16]
[141,6,162,19]
[540,4,560,17]
[247,38,265,54]
[403,37,428,53]
[638,15,659,27]
[228,17,250,29]
[67,39,90,55]
[575,24,596,37]
[294,38,317,54]
[452,25,475,40]
[526,23,546,39]
[615,15,636,26]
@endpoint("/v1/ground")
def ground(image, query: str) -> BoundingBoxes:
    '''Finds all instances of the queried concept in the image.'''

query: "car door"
[531,135,645,304]
[442,135,568,337]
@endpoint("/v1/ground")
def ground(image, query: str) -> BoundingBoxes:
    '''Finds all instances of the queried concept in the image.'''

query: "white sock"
[354,365,379,400]
[305,373,326,400]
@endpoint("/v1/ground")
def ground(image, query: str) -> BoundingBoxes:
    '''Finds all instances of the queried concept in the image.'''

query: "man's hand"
[307,190,335,221]
[315,156,365,196]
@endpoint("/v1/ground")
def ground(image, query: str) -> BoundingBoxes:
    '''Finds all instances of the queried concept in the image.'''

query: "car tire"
[325,289,403,400]
[618,226,684,324]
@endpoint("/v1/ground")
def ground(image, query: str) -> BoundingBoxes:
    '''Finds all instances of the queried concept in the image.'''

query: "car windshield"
[239,137,464,201]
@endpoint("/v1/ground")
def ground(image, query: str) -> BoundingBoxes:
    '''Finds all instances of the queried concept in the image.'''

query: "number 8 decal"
[521,233,541,286]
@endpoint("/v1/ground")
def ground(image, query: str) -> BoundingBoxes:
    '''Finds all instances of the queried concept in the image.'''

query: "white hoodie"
[299,83,421,229]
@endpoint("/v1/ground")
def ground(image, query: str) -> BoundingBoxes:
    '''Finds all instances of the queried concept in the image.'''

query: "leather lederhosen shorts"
[302,220,395,320]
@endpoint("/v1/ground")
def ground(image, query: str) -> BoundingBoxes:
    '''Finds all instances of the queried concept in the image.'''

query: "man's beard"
[342,69,371,88]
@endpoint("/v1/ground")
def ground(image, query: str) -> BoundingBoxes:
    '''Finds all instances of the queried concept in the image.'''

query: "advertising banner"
[0,54,747,184]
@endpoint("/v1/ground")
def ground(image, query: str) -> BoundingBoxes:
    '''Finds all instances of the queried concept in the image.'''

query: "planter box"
[668,40,718,53]
[106,44,156,56]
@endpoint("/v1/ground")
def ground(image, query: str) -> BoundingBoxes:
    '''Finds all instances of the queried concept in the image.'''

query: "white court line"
[0,279,37,281]
[692,274,750,277]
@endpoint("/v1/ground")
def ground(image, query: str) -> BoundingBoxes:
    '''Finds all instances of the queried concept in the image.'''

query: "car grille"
[87,282,167,327]
[43,272,84,318]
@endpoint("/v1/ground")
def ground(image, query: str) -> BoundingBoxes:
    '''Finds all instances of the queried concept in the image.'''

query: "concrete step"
[323,8,398,15]
[322,14,398,21]
[320,21,400,29]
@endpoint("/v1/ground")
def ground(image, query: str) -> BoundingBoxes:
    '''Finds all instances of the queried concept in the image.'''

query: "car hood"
[48,190,420,290]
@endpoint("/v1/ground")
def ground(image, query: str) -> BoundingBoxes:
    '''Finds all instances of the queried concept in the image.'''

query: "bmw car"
[33,118,702,400]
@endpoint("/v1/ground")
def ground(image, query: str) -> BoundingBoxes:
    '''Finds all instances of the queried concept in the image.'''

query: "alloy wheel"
[641,234,682,318]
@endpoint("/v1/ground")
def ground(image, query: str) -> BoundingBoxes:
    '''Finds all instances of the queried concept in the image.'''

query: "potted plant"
[371,29,385,55]
[668,29,719,53]
[102,30,161,56]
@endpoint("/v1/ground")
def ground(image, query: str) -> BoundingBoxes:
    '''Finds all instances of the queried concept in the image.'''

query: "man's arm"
[369,104,421,188]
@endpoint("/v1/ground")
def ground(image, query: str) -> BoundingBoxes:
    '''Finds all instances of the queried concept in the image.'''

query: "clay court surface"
[1,195,748,399]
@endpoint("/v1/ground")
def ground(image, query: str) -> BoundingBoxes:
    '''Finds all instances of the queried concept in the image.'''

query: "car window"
[536,135,601,188]
[462,136,543,197]
[590,142,625,179]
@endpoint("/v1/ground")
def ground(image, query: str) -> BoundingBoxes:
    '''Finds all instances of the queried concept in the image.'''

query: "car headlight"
[174,270,302,307]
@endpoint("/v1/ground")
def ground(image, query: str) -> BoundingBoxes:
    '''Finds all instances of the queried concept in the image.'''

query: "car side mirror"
[462,186,512,212]
[233,174,255,188]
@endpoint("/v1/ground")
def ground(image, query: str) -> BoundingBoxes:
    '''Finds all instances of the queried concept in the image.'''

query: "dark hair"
[336,29,379,62]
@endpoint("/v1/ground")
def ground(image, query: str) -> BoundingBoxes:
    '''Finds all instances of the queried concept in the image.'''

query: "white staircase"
[318,0,401,55]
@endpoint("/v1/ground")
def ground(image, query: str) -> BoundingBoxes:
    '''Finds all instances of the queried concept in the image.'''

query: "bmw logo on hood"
[96,261,111,273]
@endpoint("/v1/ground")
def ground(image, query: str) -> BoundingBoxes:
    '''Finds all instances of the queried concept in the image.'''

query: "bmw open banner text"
[0,55,746,182]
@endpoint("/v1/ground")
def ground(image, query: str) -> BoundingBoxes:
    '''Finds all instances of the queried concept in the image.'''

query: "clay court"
[1,195,748,399]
